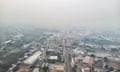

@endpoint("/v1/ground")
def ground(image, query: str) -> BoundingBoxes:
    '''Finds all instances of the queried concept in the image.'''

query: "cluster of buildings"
[6,32,120,72]
[70,47,120,72]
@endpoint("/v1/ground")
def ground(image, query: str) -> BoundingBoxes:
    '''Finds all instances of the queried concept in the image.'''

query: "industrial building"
[23,51,42,65]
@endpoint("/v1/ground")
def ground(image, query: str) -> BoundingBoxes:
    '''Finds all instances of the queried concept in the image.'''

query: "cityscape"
[0,0,120,72]
[0,26,120,72]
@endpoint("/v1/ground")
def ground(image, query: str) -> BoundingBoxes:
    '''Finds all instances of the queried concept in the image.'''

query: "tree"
[90,54,95,58]
[104,57,108,62]
[104,64,108,69]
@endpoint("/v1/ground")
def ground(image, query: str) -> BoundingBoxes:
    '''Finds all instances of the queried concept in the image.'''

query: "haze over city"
[0,0,120,31]
[0,0,120,72]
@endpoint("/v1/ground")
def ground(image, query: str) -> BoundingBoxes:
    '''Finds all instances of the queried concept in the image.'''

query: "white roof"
[48,49,55,51]
[49,56,58,60]
[4,40,11,44]
[23,51,41,65]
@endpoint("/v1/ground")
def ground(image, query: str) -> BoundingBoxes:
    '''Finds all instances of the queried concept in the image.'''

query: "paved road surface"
[64,39,71,72]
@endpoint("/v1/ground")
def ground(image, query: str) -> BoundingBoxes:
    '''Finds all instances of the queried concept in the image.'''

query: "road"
[64,39,71,72]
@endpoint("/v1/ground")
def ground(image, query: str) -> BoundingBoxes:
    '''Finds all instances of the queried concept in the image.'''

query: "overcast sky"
[0,0,119,31]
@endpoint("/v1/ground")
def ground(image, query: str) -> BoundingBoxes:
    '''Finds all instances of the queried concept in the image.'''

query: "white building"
[48,56,58,60]
[23,51,42,65]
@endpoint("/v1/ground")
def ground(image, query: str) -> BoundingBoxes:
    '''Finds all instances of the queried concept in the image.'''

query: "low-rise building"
[23,51,42,65]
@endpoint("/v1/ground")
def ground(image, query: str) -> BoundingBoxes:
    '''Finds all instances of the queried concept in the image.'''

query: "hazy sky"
[0,0,119,30]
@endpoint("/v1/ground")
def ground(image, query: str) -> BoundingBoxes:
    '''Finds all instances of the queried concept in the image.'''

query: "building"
[94,68,104,72]
[81,67,90,72]
[48,56,58,60]
[83,56,94,64]
[108,61,120,70]
[17,66,29,72]
[48,56,58,63]
[49,64,64,72]
[23,51,42,65]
